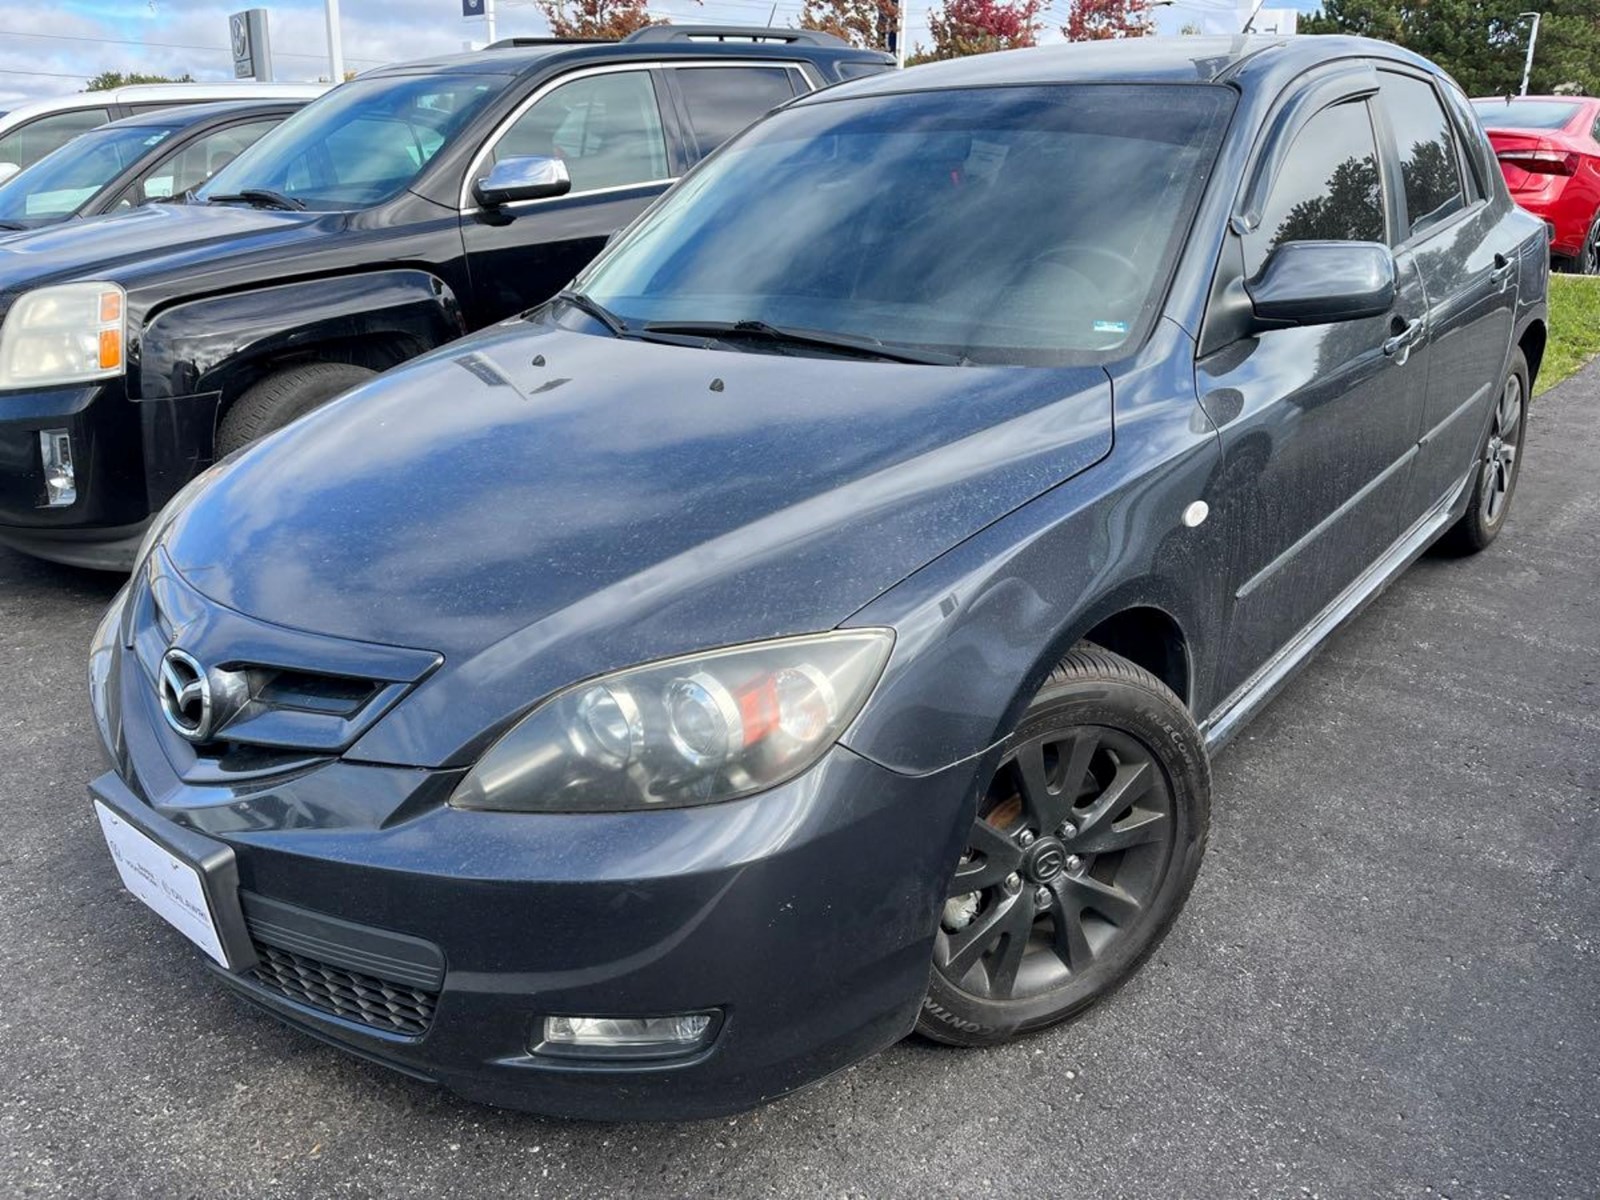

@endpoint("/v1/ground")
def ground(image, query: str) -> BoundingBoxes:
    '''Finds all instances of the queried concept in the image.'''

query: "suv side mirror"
[1245,240,1396,327]
[472,156,572,209]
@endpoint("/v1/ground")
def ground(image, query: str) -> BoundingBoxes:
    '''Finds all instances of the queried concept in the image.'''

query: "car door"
[1198,85,1432,700]
[1376,71,1520,517]
[457,66,678,326]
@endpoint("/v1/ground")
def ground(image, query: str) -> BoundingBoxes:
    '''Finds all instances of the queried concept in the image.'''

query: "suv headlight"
[0,281,125,389]
[450,630,894,813]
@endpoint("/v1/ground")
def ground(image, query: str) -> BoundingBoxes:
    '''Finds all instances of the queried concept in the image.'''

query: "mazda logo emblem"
[1031,846,1065,880]
[158,648,214,743]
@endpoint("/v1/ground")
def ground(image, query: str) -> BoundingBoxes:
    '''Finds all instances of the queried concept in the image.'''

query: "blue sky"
[0,0,1324,110]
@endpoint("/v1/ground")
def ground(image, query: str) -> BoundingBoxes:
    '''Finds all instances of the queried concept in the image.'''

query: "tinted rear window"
[1472,99,1582,131]
[675,67,796,156]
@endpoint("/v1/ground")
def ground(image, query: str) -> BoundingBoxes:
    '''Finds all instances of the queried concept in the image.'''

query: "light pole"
[1518,11,1541,96]
[325,0,345,82]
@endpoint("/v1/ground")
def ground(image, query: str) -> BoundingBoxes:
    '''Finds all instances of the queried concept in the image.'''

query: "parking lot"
[0,362,1594,1197]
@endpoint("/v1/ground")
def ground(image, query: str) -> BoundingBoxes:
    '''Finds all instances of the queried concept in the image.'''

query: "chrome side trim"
[1201,467,1473,753]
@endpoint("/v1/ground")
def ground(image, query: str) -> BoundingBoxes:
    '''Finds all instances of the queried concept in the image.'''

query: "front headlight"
[450,629,894,813]
[0,281,126,389]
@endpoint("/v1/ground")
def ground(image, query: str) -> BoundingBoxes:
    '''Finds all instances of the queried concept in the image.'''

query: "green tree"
[1302,0,1600,97]
[84,70,194,91]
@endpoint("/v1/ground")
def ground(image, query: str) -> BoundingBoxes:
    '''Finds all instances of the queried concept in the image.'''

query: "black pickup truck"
[0,27,891,568]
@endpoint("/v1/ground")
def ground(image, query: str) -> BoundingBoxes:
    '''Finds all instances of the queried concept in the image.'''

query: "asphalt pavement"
[1,364,1596,1199]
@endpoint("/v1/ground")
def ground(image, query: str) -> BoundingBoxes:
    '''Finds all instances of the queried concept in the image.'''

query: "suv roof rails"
[484,36,616,48]
[621,25,850,48]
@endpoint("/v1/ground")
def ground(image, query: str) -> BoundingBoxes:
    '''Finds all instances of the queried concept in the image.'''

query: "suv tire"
[216,362,378,456]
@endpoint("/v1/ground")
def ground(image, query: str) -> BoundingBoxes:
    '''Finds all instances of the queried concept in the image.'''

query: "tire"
[1436,348,1528,557]
[917,645,1210,1047]
[215,362,377,456]
[1578,214,1600,276]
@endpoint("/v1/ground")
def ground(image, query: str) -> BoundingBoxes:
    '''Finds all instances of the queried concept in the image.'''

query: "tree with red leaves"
[535,0,659,39]
[1064,0,1155,41]
[800,0,900,50]
[912,0,1044,61]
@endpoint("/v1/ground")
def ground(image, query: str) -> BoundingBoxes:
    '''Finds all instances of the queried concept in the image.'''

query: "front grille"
[250,943,437,1036]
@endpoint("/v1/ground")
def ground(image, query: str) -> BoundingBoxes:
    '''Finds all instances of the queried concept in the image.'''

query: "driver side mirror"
[1245,240,1396,327]
[472,155,571,209]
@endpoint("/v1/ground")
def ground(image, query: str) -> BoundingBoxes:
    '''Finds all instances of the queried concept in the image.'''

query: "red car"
[1475,94,1600,272]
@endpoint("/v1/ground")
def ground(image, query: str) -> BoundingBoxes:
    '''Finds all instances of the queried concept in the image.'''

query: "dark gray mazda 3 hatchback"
[86,35,1547,1119]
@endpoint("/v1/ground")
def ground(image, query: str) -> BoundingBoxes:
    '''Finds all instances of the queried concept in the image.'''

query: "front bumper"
[0,379,214,570]
[88,587,980,1120]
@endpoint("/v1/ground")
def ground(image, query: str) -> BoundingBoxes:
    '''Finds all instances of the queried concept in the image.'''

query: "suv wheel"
[1437,348,1528,556]
[216,362,378,456]
[917,645,1209,1047]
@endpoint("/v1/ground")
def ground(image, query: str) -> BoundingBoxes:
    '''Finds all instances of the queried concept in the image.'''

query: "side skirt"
[1199,468,1473,754]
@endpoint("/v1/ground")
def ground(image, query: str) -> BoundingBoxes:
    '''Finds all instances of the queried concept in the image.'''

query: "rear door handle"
[1383,316,1425,358]
[1491,252,1515,286]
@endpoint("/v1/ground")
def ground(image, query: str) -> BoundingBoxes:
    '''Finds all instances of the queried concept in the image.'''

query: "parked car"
[0,82,324,183]
[86,35,1545,1121]
[1473,94,1600,272]
[0,101,304,235]
[0,27,892,569]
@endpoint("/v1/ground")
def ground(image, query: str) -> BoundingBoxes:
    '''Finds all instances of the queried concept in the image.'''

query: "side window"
[1246,99,1385,273]
[673,67,796,156]
[1377,73,1467,239]
[493,71,668,194]
[0,108,111,169]
[137,119,283,204]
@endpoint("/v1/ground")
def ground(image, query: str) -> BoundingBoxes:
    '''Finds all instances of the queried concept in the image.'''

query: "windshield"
[197,74,506,210]
[1472,99,1582,131]
[578,85,1235,365]
[0,122,176,220]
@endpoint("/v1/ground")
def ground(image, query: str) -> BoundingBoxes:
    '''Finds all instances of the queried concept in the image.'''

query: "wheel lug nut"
[1004,872,1022,892]
[1017,830,1036,847]
[1065,855,1083,873]
[1034,885,1052,908]
[1060,822,1077,838]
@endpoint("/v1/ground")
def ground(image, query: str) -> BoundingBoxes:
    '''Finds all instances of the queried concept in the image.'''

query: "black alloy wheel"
[1439,348,1529,556]
[1581,214,1600,276]
[918,646,1209,1046]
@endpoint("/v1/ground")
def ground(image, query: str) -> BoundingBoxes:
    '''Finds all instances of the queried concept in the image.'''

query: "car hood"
[0,201,334,299]
[164,317,1114,766]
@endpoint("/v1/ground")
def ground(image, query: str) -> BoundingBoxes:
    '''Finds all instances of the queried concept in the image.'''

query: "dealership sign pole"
[229,9,274,81]
[463,0,496,45]
[326,0,347,81]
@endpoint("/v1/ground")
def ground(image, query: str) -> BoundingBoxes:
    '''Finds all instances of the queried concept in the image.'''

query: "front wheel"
[216,361,378,456]
[917,646,1210,1047]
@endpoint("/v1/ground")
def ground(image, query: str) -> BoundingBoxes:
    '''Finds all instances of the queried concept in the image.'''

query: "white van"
[0,82,327,182]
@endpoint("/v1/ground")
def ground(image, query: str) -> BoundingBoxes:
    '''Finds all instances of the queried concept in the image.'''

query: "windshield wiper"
[0,220,26,231]
[640,319,968,366]
[555,289,630,337]
[206,188,306,212]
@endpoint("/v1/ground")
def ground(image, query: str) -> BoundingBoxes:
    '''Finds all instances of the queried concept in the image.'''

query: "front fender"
[135,269,466,402]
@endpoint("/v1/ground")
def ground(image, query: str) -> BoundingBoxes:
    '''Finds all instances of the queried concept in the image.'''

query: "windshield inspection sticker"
[1093,320,1129,334]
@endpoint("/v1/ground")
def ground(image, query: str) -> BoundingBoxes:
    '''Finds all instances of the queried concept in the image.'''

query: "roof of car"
[803,34,1443,97]
[102,99,304,131]
[365,27,891,79]
[0,83,325,125]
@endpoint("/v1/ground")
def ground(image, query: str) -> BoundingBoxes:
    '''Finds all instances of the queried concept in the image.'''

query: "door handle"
[1383,316,1425,358]
[1491,252,1515,286]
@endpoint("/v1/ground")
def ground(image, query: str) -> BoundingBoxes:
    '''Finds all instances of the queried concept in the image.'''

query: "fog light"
[538,1012,717,1060]
[39,428,75,506]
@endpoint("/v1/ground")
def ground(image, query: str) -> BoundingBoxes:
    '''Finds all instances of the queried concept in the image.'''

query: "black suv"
[0,27,891,569]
